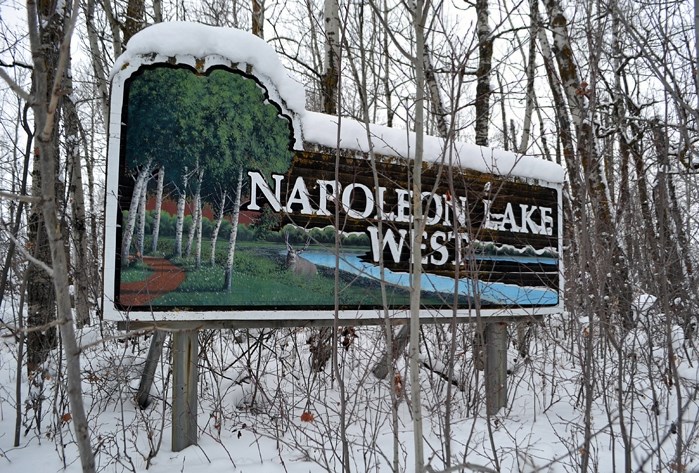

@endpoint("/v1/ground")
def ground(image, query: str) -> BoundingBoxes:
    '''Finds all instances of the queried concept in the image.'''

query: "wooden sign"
[103,59,562,323]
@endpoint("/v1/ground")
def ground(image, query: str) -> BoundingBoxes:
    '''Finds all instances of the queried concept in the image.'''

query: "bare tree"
[7,0,98,470]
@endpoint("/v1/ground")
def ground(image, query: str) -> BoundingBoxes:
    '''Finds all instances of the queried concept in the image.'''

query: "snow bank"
[302,112,565,183]
[112,22,564,184]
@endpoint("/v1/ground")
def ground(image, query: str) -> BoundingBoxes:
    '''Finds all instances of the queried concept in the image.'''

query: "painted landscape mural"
[116,65,560,312]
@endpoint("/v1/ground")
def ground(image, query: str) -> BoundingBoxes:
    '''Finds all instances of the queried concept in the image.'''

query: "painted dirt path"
[119,257,186,306]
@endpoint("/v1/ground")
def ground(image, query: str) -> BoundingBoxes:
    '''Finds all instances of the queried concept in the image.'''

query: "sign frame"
[103,53,564,324]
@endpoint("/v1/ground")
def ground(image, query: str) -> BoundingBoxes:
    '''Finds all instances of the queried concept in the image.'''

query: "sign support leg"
[485,322,507,415]
[172,330,198,452]
[136,330,166,409]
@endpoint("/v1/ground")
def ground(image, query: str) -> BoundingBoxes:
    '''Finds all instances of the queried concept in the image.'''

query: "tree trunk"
[175,170,189,258]
[223,168,243,291]
[251,0,264,38]
[136,177,148,261]
[474,0,493,147]
[538,14,583,311]
[544,0,633,325]
[26,0,65,370]
[410,0,427,469]
[64,93,91,327]
[123,0,145,45]
[151,166,165,253]
[369,21,451,388]
[651,122,688,296]
[517,0,539,153]
[27,0,96,469]
[210,189,227,266]
[84,106,101,311]
[153,0,163,23]
[382,0,394,127]
[84,0,110,125]
[120,160,152,266]
[423,44,448,139]
[26,215,57,369]
[195,170,203,269]
[185,167,202,259]
[322,0,340,115]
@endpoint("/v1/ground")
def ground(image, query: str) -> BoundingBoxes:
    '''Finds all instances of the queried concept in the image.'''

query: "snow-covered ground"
[1,306,697,472]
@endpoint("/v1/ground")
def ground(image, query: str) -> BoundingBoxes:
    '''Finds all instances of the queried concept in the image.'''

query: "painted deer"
[285,233,318,277]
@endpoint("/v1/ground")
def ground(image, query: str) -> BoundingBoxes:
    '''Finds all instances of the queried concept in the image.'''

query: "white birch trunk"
[151,166,164,253]
[121,160,152,266]
[185,196,197,257]
[210,189,227,266]
[186,168,202,258]
[136,177,148,261]
[175,170,189,258]
[195,170,204,269]
[322,0,340,114]
[423,44,448,138]
[475,0,493,147]
[517,0,539,153]
[85,108,100,287]
[223,169,243,291]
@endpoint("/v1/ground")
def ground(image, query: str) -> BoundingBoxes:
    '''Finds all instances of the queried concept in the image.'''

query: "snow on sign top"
[113,22,307,115]
[114,21,564,184]
[301,112,565,183]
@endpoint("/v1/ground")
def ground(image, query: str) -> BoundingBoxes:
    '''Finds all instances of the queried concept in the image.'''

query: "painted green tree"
[122,65,293,291]
[122,67,193,265]
[201,70,293,289]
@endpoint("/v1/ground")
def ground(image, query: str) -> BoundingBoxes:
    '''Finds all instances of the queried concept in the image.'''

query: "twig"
[0,222,54,276]
[426,463,498,473]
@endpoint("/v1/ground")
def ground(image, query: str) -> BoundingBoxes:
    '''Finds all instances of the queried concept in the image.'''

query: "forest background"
[0,0,698,472]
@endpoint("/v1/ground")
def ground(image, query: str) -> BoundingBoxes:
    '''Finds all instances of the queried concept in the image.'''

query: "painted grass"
[152,252,417,307]
[120,261,153,283]
[130,237,454,308]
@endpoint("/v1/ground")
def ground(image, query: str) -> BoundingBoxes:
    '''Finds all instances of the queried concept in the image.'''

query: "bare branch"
[0,60,32,70]
[0,222,54,277]
[0,68,31,102]
[0,190,42,204]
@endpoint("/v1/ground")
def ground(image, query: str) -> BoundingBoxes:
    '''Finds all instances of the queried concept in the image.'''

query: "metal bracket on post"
[485,322,508,416]
[172,330,198,452]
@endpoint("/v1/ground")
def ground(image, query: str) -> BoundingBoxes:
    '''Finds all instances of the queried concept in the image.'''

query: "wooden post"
[172,330,198,452]
[485,322,507,415]
[136,330,166,409]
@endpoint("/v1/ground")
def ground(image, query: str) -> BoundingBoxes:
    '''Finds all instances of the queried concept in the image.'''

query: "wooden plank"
[172,330,198,452]
[485,322,508,415]
[116,314,542,332]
